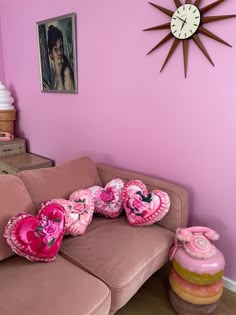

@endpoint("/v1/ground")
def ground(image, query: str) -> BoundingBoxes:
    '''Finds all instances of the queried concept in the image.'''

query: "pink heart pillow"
[4,203,66,262]
[87,178,124,218]
[123,180,170,226]
[53,189,94,236]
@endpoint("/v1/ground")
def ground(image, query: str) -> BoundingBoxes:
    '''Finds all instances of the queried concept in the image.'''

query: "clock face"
[171,4,201,40]
[144,0,236,77]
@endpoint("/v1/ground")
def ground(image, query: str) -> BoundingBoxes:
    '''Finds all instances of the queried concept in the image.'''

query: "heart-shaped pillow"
[123,180,170,226]
[53,189,94,236]
[4,203,66,262]
[86,178,124,218]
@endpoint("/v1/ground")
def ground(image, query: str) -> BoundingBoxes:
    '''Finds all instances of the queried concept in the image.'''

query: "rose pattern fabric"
[38,216,62,246]
[4,203,66,262]
[123,180,170,226]
[52,189,94,236]
[87,178,125,218]
[128,194,150,215]
[99,187,115,202]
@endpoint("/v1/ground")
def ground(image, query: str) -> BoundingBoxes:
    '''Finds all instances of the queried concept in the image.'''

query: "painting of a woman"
[37,13,77,93]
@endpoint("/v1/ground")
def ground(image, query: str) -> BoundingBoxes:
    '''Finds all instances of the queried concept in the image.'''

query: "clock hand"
[180,18,187,31]
[176,16,187,24]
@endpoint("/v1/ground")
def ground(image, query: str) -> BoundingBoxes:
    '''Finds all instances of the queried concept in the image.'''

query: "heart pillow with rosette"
[123,180,170,226]
[52,189,94,237]
[86,178,125,218]
[4,203,66,263]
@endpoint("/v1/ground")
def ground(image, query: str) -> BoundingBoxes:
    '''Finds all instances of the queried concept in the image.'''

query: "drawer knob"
[2,170,9,174]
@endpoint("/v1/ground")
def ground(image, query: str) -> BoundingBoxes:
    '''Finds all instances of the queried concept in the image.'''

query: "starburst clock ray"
[143,0,236,77]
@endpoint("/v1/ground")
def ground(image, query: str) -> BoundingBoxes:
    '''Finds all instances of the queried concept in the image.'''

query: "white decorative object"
[0,82,15,110]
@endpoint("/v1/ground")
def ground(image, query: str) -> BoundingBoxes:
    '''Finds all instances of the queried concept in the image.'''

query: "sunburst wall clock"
[143,0,236,77]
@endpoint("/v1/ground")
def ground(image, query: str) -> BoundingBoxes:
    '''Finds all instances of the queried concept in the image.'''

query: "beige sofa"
[0,156,189,315]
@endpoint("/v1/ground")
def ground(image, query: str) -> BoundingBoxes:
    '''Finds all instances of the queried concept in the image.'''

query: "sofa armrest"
[96,163,189,233]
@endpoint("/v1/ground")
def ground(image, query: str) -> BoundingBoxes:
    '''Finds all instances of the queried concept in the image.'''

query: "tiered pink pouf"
[168,228,225,315]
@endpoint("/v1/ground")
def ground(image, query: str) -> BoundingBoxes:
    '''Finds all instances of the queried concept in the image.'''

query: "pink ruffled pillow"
[123,180,170,226]
[52,189,94,236]
[87,178,124,218]
[4,202,66,262]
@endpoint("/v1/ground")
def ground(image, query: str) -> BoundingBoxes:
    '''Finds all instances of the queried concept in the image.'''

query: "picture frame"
[36,13,78,93]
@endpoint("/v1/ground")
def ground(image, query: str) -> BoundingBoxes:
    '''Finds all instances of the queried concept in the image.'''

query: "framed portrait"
[36,13,78,93]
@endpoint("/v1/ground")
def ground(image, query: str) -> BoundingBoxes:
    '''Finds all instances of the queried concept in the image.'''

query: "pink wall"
[0,0,236,280]
[0,15,5,83]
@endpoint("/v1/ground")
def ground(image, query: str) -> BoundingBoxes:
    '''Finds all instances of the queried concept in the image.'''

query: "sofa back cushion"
[17,156,102,210]
[0,175,34,261]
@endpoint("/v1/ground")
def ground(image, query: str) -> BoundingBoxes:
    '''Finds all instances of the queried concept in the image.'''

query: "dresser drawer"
[0,163,17,174]
[0,138,26,157]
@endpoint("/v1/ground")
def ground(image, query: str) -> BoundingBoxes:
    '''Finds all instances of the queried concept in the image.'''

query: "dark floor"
[117,264,236,315]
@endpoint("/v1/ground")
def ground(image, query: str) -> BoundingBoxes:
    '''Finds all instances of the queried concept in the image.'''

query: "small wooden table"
[0,153,52,174]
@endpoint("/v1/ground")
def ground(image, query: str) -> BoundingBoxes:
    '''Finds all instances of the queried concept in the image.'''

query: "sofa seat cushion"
[60,217,174,312]
[0,255,111,315]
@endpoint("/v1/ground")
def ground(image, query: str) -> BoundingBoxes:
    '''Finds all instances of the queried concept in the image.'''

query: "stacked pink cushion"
[168,227,225,315]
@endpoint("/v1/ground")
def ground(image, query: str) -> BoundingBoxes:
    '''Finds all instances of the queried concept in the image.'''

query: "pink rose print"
[99,187,115,202]
[73,203,85,215]
[128,194,149,214]
[123,180,170,226]
[40,215,48,227]
[36,217,62,247]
